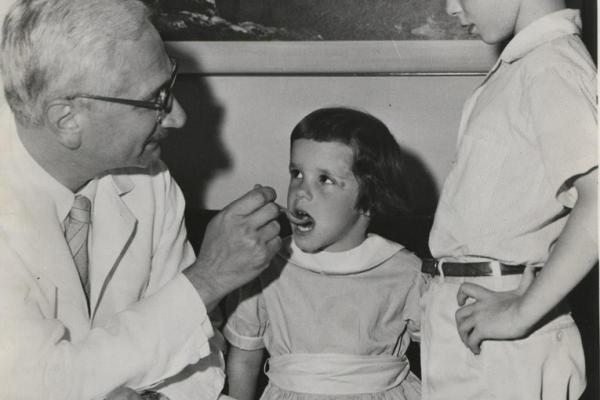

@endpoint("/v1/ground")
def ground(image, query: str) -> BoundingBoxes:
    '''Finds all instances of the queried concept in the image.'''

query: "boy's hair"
[290,107,411,217]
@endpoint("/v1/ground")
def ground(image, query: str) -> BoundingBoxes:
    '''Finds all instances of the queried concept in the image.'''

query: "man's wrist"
[183,263,222,312]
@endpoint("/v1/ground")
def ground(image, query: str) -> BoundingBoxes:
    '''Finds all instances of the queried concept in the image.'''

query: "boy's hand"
[454,267,536,354]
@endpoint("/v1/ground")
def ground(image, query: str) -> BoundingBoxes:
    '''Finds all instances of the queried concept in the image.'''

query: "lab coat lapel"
[88,178,137,319]
[2,195,90,321]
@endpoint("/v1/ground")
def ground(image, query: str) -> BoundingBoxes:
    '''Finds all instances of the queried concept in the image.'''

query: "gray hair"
[0,0,151,126]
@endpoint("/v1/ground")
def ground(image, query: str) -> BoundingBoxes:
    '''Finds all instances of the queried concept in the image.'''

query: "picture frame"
[166,40,499,76]
[150,0,502,76]
[155,0,585,75]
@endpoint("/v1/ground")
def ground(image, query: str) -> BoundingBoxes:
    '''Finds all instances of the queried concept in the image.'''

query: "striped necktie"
[65,195,92,304]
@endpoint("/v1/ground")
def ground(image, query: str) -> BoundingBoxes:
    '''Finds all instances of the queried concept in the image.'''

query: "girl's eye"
[319,175,334,185]
[289,169,302,179]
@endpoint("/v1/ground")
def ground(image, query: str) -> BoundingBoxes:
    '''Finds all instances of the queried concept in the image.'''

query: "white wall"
[163,74,482,213]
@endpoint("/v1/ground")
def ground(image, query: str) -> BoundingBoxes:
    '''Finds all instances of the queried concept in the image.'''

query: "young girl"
[224,107,426,399]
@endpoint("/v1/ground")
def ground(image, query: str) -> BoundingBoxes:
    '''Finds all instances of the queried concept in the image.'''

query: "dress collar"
[283,234,403,275]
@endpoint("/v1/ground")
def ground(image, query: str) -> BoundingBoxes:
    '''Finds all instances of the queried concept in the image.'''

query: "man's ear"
[45,100,83,149]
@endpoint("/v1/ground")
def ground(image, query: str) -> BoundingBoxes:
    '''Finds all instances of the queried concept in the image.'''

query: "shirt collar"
[10,127,79,225]
[500,9,582,63]
[8,123,132,227]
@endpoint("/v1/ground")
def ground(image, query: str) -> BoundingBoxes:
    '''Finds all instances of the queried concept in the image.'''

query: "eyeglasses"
[67,56,178,123]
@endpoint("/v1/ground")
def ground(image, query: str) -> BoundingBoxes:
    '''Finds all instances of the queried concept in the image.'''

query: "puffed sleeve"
[224,277,268,350]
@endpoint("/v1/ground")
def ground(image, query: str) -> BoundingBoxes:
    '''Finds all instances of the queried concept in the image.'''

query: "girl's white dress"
[224,234,426,400]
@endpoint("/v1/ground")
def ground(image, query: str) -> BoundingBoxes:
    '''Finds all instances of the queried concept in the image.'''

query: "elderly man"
[0,0,282,399]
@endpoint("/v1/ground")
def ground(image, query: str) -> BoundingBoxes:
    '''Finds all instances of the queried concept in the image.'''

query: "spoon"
[276,203,308,224]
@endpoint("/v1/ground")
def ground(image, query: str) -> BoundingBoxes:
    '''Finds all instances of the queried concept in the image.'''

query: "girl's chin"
[293,232,365,253]
[292,235,322,254]
[293,236,350,254]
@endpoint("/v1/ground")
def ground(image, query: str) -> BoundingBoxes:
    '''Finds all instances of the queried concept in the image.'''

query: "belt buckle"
[489,260,501,276]
[437,259,445,278]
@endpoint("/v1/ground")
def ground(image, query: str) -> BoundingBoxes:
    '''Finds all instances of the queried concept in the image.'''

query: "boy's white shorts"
[421,274,586,400]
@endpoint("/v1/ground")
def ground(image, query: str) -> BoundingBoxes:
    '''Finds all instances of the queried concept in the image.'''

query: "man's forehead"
[111,38,170,96]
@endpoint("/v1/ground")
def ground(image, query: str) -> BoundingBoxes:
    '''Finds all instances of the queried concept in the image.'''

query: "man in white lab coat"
[0,0,282,399]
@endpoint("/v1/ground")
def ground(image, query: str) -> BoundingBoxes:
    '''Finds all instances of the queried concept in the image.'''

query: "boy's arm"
[226,346,265,400]
[455,168,598,354]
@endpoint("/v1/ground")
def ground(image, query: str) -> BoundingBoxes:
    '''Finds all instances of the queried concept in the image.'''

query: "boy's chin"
[479,31,511,46]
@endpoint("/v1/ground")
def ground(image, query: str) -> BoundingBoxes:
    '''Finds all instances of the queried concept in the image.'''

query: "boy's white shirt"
[429,8,597,266]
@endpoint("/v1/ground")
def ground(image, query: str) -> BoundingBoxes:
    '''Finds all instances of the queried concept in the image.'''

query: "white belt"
[265,353,410,395]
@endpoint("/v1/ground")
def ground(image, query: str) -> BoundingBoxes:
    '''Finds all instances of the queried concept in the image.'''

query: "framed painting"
[143,0,497,75]
[143,0,584,74]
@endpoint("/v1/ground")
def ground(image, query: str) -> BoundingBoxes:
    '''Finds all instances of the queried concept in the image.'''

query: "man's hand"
[455,267,536,354]
[184,185,282,311]
[104,387,142,400]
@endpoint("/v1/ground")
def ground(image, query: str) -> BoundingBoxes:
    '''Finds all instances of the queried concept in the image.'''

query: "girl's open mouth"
[287,209,314,232]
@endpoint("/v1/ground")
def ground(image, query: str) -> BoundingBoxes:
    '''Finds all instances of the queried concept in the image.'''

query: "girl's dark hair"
[290,107,412,217]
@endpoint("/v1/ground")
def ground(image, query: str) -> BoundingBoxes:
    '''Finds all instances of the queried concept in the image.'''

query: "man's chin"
[120,147,163,172]
[141,142,162,162]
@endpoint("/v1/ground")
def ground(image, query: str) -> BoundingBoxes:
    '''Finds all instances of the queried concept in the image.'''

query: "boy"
[422,0,597,399]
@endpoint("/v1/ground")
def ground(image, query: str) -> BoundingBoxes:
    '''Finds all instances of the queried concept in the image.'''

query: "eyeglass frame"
[66,56,178,123]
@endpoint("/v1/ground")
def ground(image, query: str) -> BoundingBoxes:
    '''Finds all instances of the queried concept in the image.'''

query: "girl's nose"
[295,181,313,201]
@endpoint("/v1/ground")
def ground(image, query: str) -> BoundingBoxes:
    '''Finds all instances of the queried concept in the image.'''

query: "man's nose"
[445,0,462,16]
[160,97,187,128]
